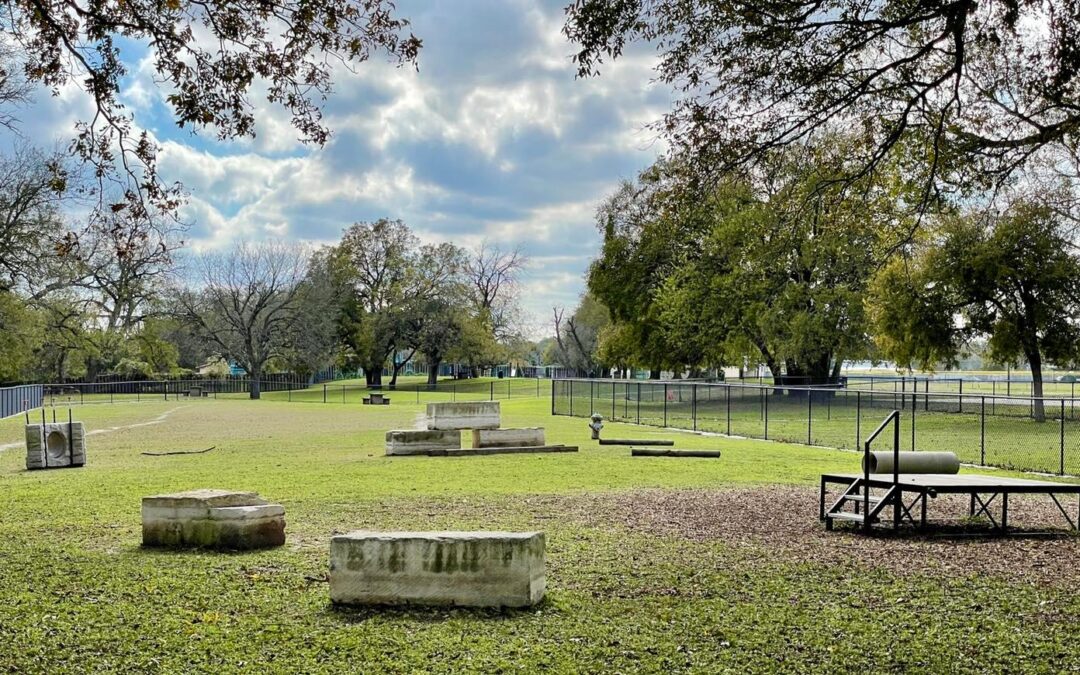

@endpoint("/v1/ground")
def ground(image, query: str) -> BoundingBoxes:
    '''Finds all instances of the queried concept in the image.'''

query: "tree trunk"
[249,366,262,400]
[427,359,441,387]
[1028,349,1046,422]
[649,368,661,380]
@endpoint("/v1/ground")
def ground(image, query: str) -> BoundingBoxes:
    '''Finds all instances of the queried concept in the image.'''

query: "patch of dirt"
[540,486,1080,588]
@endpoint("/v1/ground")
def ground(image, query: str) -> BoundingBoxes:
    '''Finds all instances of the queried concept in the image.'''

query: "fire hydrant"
[589,413,604,440]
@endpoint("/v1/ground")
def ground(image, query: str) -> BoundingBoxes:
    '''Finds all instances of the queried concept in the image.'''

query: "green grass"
[561,385,1080,475]
[2,398,1079,672]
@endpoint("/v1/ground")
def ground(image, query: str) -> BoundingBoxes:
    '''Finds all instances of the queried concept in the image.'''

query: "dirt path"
[0,406,189,453]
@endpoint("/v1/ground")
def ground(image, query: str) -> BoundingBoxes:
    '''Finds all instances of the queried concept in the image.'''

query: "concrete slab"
[142,489,285,550]
[472,427,545,448]
[426,402,501,430]
[330,530,545,608]
[385,429,461,456]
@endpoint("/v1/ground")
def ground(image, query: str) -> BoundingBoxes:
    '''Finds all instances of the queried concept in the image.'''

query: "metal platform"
[820,472,1080,531]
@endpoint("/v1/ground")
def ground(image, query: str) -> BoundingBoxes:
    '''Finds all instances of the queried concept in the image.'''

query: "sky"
[12,0,669,337]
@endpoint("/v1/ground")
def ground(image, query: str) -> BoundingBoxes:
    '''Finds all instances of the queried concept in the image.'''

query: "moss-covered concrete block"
[330,531,545,608]
[141,489,286,550]
[385,429,461,455]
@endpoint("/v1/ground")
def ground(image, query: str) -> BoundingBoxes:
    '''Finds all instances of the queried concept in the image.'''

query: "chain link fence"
[552,379,1080,475]
[279,378,548,404]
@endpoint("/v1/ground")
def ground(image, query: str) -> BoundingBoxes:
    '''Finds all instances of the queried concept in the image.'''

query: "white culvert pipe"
[862,451,960,475]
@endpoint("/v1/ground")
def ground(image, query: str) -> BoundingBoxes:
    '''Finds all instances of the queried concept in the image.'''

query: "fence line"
[551,378,1080,476]
[278,378,548,405]
[0,384,42,420]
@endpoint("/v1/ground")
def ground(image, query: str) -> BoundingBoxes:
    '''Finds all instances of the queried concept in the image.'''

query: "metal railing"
[551,378,1080,476]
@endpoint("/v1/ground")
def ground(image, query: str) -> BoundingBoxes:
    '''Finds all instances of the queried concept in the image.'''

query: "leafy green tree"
[593,142,904,386]
[565,0,1080,197]
[869,193,1080,420]
[0,290,42,382]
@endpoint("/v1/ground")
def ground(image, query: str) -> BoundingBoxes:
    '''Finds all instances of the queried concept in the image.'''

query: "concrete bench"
[330,531,545,608]
[385,429,461,455]
[426,401,500,430]
[363,393,391,405]
[142,489,286,550]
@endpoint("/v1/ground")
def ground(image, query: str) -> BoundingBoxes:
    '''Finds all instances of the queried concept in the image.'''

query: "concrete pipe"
[862,451,960,475]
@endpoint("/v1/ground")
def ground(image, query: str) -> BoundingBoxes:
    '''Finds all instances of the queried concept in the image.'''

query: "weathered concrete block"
[25,422,86,470]
[142,489,286,550]
[330,531,545,608]
[471,427,545,448]
[385,429,461,456]
[426,401,501,430]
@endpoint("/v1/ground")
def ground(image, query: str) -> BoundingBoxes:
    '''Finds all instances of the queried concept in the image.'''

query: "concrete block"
[386,429,461,456]
[471,427,545,448]
[25,422,86,470]
[330,531,545,608]
[142,489,286,550]
[426,401,501,430]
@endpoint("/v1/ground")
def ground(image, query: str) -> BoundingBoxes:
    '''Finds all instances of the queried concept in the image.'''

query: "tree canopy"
[564,0,1080,198]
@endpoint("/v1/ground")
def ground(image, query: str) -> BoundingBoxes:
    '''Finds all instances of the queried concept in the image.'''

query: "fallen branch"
[141,446,216,457]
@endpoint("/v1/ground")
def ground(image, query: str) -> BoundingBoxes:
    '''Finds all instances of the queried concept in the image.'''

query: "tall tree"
[465,241,526,341]
[564,0,1080,200]
[553,293,610,377]
[175,241,314,399]
[869,192,1080,421]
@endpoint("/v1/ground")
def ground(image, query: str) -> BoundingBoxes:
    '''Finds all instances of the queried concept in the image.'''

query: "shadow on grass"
[323,596,554,625]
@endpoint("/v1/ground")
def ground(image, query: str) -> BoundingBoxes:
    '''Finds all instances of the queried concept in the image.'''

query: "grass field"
[3,397,1080,672]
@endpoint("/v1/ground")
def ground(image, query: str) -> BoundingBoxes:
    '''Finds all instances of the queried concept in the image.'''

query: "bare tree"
[466,241,526,341]
[0,145,72,296]
[175,241,311,399]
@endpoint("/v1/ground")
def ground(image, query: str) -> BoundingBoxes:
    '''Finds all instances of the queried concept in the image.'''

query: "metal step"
[827,512,878,523]
[840,493,884,503]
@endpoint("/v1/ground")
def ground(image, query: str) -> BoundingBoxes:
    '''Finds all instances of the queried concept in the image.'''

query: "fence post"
[590,381,595,415]
[663,384,668,427]
[911,392,916,452]
[692,384,697,432]
[958,380,963,414]
[550,380,555,415]
[612,381,617,421]
[1061,398,1066,475]
[637,382,641,424]
[764,386,769,440]
[323,384,327,404]
[980,396,986,466]
[569,381,573,416]
[490,381,494,401]
[856,391,861,449]
[726,385,731,436]
[807,389,812,445]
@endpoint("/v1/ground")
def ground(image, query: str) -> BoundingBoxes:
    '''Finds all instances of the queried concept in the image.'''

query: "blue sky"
[14,0,668,335]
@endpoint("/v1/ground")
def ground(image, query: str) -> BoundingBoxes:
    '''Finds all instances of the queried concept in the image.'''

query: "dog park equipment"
[599,438,675,446]
[363,392,390,405]
[329,531,546,608]
[387,401,570,456]
[141,489,286,550]
[822,410,1080,532]
[426,401,500,430]
[863,451,960,475]
[631,448,720,458]
[385,429,462,455]
[25,409,85,470]
[471,427,545,448]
